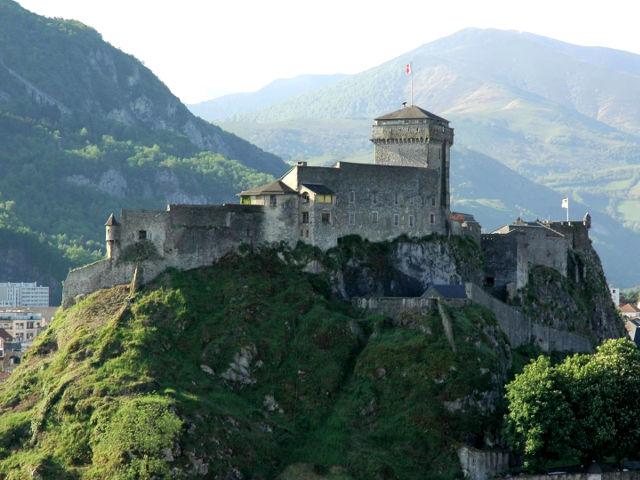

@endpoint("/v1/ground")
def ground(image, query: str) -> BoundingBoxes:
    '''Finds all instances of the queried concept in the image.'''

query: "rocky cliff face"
[328,235,483,299]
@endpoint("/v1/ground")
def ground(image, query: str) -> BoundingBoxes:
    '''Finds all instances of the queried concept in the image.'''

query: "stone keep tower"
[371,104,454,211]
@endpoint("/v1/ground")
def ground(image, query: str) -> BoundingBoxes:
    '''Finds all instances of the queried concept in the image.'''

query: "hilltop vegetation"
[0,245,510,479]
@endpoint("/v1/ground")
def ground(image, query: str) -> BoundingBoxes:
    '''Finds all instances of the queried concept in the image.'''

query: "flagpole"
[410,63,414,106]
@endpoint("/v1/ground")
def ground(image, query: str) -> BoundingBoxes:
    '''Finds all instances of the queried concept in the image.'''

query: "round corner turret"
[105,213,121,259]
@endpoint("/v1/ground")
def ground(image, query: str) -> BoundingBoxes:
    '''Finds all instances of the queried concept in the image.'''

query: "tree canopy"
[504,338,640,471]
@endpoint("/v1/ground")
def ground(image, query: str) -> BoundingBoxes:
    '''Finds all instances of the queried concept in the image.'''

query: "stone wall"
[281,162,449,250]
[63,204,283,305]
[457,446,510,480]
[482,224,571,299]
[352,297,440,320]
[465,283,593,352]
[481,234,518,300]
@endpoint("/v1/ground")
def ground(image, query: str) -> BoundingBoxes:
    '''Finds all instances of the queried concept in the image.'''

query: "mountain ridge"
[0,0,289,303]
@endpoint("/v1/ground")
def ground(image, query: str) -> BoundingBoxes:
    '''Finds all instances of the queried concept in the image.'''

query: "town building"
[0,310,49,350]
[0,282,49,307]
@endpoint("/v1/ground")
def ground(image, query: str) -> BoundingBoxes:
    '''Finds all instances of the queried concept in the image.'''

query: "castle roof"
[238,180,297,196]
[374,105,449,123]
[422,284,468,299]
[105,213,119,226]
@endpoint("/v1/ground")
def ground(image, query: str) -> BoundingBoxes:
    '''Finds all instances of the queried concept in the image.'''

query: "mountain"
[188,74,347,121]
[215,28,640,286]
[0,0,285,176]
[0,0,288,303]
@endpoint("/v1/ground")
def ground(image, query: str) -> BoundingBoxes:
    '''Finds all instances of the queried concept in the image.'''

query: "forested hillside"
[0,0,287,303]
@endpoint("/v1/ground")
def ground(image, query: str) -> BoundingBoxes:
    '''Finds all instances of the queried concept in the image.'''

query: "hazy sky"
[16,0,640,104]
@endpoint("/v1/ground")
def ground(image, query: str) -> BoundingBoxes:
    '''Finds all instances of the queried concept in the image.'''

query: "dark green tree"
[504,338,640,471]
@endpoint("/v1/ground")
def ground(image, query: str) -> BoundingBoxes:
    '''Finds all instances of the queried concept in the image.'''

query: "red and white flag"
[406,63,412,75]
[562,198,569,209]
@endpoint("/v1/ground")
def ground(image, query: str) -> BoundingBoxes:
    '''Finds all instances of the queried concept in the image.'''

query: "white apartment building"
[0,282,49,307]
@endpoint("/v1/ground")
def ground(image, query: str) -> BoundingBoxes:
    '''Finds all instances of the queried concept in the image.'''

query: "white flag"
[562,198,568,209]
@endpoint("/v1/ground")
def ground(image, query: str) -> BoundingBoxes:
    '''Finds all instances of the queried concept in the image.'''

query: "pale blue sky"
[17,0,640,104]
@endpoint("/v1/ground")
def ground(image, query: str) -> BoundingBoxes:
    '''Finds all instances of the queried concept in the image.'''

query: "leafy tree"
[504,338,640,471]
[503,355,577,471]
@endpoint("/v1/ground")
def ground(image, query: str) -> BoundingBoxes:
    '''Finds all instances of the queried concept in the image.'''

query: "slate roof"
[423,284,468,299]
[374,105,449,123]
[238,180,297,196]
[105,213,119,226]
[301,183,334,195]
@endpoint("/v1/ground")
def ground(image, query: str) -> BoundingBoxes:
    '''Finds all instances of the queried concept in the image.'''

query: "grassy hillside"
[0,246,510,479]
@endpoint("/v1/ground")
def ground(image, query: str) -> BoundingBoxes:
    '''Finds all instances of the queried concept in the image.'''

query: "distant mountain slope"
[188,74,346,121]
[0,0,289,303]
[0,0,286,176]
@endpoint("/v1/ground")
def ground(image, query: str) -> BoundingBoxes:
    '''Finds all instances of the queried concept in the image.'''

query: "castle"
[62,104,591,308]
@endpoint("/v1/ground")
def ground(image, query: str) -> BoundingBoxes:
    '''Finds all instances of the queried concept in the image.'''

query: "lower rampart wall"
[353,284,593,353]
[62,259,170,308]
[465,283,593,352]
[457,446,510,480]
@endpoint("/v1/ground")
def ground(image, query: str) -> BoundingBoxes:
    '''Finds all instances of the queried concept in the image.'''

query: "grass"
[0,241,530,479]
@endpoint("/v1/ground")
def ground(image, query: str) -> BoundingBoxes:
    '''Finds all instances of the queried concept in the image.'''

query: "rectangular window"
[138,230,147,240]
[302,193,310,204]
[270,195,277,207]
[372,192,377,204]
[409,215,415,227]
[240,196,251,205]
[348,212,355,225]
[321,212,331,224]
[371,211,378,224]
[394,193,399,205]
[302,212,309,224]
[430,214,435,225]
[394,214,399,226]
[349,191,355,203]
[431,197,436,207]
